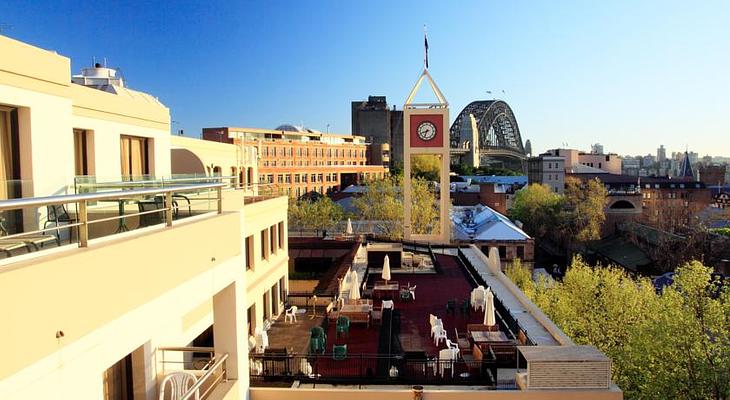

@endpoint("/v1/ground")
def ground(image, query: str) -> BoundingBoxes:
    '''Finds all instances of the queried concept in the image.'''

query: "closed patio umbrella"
[345,218,353,235]
[349,271,360,300]
[484,288,496,326]
[488,247,501,271]
[382,255,391,284]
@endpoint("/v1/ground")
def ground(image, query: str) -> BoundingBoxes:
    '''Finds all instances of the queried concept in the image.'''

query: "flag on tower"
[424,26,429,69]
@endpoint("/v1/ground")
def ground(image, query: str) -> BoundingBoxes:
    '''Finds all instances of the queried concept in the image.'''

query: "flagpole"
[423,24,428,70]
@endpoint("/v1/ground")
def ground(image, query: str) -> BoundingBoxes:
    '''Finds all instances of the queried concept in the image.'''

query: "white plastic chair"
[409,285,417,301]
[471,287,486,311]
[437,348,457,378]
[285,306,298,323]
[433,326,448,346]
[159,371,198,400]
[430,319,443,339]
[429,314,438,327]
[299,358,313,376]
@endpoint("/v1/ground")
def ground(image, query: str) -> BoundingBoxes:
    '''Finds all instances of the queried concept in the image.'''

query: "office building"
[202,126,387,197]
[545,148,621,175]
[351,95,404,168]
[527,153,566,193]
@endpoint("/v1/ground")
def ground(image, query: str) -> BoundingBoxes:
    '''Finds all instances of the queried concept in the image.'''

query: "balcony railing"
[0,182,224,260]
[239,183,288,204]
[158,347,228,400]
[249,352,502,387]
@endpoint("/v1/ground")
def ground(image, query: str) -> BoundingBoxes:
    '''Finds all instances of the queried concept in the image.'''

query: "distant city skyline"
[3,0,729,156]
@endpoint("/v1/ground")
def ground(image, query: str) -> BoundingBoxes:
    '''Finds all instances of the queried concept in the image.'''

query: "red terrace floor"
[325,254,485,357]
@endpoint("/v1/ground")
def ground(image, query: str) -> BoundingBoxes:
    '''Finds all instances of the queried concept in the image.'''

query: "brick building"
[569,173,712,233]
[203,125,386,197]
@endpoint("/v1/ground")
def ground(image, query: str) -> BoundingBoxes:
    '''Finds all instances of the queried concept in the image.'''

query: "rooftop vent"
[72,61,125,89]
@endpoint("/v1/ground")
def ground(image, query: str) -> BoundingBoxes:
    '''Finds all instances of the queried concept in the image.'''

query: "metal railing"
[456,248,536,346]
[249,352,502,387]
[0,182,224,255]
[157,347,228,400]
[73,175,237,192]
[239,183,288,204]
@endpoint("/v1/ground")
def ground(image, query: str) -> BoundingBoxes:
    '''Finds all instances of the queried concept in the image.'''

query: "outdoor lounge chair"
[1,218,55,254]
[44,204,74,245]
[0,238,29,257]
[333,344,347,360]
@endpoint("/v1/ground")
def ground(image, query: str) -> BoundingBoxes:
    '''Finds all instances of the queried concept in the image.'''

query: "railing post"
[217,186,223,214]
[78,200,88,247]
[165,191,173,227]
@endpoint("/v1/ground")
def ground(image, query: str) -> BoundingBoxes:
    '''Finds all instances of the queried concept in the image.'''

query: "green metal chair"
[333,344,347,360]
[336,316,350,338]
[310,336,325,354]
[399,289,411,302]
[446,299,456,316]
[460,299,471,316]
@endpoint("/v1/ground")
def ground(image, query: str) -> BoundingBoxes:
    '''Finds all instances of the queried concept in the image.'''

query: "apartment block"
[203,126,386,197]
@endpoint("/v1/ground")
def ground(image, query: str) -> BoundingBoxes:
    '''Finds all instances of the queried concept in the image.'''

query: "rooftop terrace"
[251,243,605,391]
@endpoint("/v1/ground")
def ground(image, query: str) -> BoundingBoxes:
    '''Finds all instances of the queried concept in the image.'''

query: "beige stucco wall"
[0,34,171,203]
[171,135,257,181]
[242,196,289,333]
[0,211,241,381]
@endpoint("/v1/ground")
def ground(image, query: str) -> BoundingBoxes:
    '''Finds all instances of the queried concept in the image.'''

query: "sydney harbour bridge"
[449,100,527,172]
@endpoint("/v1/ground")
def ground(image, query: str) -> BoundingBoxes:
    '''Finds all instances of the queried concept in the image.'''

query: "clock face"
[417,121,437,141]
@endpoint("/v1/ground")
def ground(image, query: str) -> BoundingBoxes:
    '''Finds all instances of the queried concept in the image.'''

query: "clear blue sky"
[3,0,729,157]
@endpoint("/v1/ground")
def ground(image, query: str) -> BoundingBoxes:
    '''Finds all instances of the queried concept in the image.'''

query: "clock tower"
[403,66,450,243]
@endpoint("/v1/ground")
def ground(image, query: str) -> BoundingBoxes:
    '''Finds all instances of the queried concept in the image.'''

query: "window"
[279,277,286,304]
[498,246,507,259]
[103,353,134,400]
[245,235,254,270]
[120,135,150,180]
[73,129,94,176]
[516,246,525,259]
[263,292,271,321]
[247,305,255,335]
[270,224,277,255]
[0,107,21,205]
[261,228,269,260]
[278,221,285,249]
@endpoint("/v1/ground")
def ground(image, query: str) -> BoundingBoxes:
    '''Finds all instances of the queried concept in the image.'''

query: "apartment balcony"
[0,179,274,400]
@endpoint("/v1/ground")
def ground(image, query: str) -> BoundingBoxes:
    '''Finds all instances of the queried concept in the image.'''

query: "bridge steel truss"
[449,100,526,161]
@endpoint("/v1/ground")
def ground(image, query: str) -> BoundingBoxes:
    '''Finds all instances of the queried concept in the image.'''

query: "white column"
[212,280,249,396]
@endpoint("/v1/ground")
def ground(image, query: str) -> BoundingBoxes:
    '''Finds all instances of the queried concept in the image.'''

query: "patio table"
[469,330,509,344]
[373,282,399,299]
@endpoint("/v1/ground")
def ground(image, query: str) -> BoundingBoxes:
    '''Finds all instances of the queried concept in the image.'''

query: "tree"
[411,155,441,182]
[352,175,439,239]
[564,177,608,242]
[410,177,440,235]
[506,258,730,400]
[508,183,565,241]
[352,175,404,239]
[288,196,344,234]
